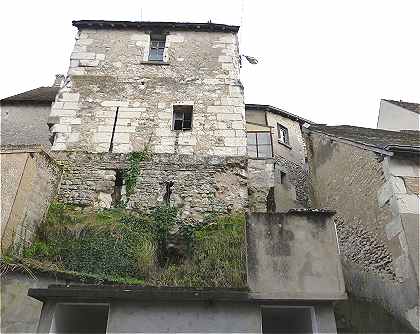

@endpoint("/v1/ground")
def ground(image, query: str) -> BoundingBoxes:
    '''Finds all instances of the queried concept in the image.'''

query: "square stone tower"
[49,21,246,156]
[48,21,248,218]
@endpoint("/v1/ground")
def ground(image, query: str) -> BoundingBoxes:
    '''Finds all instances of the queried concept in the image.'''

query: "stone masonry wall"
[53,151,247,221]
[305,131,419,330]
[49,28,246,156]
[305,132,395,278]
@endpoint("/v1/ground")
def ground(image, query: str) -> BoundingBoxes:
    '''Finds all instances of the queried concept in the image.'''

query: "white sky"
[1,0,419,127]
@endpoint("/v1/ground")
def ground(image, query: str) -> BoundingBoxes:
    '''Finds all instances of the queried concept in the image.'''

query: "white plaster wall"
[377,100,420,131]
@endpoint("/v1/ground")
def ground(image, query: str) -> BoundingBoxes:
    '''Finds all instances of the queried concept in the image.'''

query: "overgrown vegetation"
[18,203,247,288]
[124,150,150,196]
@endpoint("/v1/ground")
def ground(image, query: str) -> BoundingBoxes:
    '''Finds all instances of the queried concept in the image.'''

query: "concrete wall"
[1,103,52,147]
[247,212,346,300]
[49,28,246,156]
[305,131,419,330]
[377,100,420,131]
[32,298,339,334]
[53,151,247,220]
[1,148,61,254]
[106,300,261,333]
[1,272,64,334]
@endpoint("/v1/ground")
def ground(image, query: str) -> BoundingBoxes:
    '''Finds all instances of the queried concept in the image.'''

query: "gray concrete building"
[304,124,420,331]
[0,76,63,147]
[377,99,420,132]
[245,104,312,212]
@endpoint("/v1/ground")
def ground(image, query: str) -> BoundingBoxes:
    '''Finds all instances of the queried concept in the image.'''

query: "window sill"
[141,61,170,66]
[278,141,292,150]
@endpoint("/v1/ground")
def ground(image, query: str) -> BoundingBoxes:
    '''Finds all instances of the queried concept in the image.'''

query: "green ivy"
[22,203,247,288]
[125,149,150,196]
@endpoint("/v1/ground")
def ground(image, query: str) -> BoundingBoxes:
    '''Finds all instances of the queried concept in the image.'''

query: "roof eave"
[245,104,313,125]
[72,20,240,33]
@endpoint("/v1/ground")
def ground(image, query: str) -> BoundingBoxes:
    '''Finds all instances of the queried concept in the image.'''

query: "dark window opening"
[112,170,125,206]
[280,171,286,185]
[52,304,109,334]
[262,307,314,334]
[163,181,174,204]
[149,34,166,61]
[277,124,289,145]
[247,132,273,158]
[173,105,193,131]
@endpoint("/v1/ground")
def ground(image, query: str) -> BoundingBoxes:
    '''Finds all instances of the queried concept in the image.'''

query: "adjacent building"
[245,104,312,212]
[304,124,419,331]
[0,76,63,147]
[377,99,420,132]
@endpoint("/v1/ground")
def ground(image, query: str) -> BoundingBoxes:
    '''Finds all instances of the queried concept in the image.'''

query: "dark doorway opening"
[52,304,109,333]
[262,307,315,334]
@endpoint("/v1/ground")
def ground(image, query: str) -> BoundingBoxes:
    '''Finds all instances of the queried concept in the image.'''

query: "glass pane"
[174,119,183,130]
[183,120,192,130]
[257,132,271,145]
[174,112,184,120]
[247,133,257,145]
[258,144,272,158]
[247,145,257,158]
[183,111,192,121]
[157,48,164,58]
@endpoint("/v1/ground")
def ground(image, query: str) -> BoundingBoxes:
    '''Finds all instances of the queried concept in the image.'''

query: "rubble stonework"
[53,151,247,219]
[49,26,246,156]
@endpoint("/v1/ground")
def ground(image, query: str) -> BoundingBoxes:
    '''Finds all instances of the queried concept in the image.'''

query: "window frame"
[148,34,166,62]
[277,123,290,145]
[247,131,273,159]
[172,105,193,131]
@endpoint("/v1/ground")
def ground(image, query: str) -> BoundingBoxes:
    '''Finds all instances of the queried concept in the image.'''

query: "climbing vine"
[124,148,150,196]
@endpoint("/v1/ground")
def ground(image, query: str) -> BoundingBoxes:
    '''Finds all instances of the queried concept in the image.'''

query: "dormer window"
[149,34,166,61]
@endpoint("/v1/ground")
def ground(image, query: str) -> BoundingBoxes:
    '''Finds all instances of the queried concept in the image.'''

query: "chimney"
[53,74,65,87]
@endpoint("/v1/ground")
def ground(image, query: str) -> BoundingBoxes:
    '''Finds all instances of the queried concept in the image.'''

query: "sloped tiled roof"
[383,99,420,115]
[307,124,420,153]
[1,87,58,103]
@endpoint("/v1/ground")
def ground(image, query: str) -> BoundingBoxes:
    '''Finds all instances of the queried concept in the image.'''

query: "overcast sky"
[1,0,419,127]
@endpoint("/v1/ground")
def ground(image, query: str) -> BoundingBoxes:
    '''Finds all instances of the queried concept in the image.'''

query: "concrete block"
[130,33,149,41]
[217,113,242,121]
[94,132,112,143]
[208,106,235,114]
[377,181,393,207]
[231,121,245,130]
[166,34,184,43]
[213,147,237,156]
[154,145,175,154]
[61,93,80,102]
[224,137,246,147]
[79,59,100,67]
[51,142,67,151]
[62,102,79,110]
[100,101,129,107]
[51,124,71,133]
[113,133,130,143]
[77,38,93,45]
[119,107,146,112]
[112,143,132,154]
[395,194,419,214]
[218,55,232,63]
[385,217,403,240]
[98,125,113,132]
[70,52,96,60]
